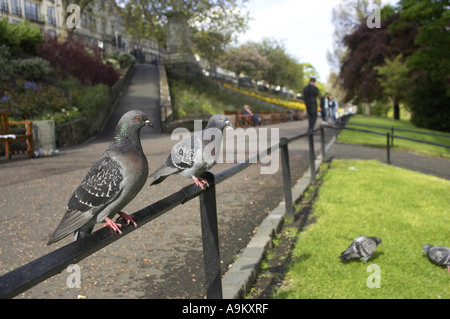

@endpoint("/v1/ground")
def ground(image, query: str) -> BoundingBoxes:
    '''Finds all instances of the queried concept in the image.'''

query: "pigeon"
[422,244,450,272]
[149,114,231,189]
[339,235,382,263]
[47,110,152,245]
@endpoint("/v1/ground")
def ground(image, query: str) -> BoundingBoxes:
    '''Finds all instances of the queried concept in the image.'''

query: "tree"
[245,38,304,91]
[118,0,249,51]
[220,47,270,87]
[338,11,417,112]
[327,0,381,73]
[375,55,411,120]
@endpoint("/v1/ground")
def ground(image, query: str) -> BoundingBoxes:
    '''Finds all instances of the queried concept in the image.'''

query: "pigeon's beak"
[145,119,153,127]
[225,120,232,128]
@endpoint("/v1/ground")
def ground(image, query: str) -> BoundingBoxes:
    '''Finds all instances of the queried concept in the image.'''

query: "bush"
[117,52,135,68]
[0,45,13,83]
[0,18,43,54]
[73,84,110,119]
[38,35,119,86]
[12,57,53,82]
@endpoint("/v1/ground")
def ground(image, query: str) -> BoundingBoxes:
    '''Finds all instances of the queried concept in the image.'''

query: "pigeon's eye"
[219,118,223,122]
[136,116,141,121]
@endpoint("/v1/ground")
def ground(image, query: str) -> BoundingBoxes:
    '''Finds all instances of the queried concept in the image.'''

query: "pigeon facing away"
[422,244,450,272]
[339,235,382,263]
[149,114,231,189]
[47,110,152,245]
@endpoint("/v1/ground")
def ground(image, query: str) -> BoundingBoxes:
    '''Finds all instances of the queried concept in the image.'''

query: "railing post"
[198,172,222,299]
[308,130,316,182]
[320,126,326,158]
[280,138,294,218]
[391,127,394,147]
[386,133,391,165]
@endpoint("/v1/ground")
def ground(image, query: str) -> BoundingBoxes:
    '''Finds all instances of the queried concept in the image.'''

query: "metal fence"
[329,122,450,164]
[0,126,328,299]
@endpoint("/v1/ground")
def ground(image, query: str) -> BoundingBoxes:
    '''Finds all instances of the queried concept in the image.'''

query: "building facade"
[0,0,160,62]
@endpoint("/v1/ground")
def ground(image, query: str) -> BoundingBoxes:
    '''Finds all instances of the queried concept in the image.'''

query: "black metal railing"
[0,127,327,299]
[327,123,450,164]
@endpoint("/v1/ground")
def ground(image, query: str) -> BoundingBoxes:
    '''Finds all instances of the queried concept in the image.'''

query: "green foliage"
[0,45,14,83]
[73,84,110,119]
[12,57,53,82]
[117,52,136,68]
[275,160,450,299]
[0,18,44,54]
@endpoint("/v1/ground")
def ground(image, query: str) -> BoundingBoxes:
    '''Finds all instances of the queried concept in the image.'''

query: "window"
[11,0,21,16]
[0,0,9,13]
[24,1,41,22]
[47,6,56,26]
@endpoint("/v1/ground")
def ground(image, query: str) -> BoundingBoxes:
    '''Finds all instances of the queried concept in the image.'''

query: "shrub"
[12,57,53,82]
[0,45,13,83]
[117,52,135,68]
[73,84,110,119]
[38,35,119,86]
[0,18,43,54]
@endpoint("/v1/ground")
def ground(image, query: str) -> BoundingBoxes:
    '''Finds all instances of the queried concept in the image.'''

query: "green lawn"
[274,160,450,299]
[338,115,450,159]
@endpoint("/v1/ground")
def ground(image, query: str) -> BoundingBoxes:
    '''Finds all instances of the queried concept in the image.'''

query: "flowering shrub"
[38,34,119,86]
[222,83,306,111]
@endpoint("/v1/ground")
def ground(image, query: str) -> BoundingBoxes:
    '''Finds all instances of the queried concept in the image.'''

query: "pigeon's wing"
[429,246,450,266]
[47,156,124,244]
[149,134,202,184]
[339,240,359,261]
[355,236,377,260]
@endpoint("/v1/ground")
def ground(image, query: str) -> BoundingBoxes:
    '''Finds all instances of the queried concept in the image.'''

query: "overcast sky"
[237,0,398,83]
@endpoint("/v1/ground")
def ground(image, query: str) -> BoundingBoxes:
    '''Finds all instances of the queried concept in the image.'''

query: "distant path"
[95,63,162,141]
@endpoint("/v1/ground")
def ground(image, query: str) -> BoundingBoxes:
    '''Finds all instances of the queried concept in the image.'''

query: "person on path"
[302,77,319,132]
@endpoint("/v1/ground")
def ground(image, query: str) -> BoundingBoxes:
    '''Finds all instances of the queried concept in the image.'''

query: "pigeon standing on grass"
[149,114,231,189]
[422,244,450,272]
[47,110,152,245]
[339,235,382,263]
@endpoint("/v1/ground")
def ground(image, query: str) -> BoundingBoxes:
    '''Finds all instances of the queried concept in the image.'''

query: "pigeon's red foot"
[116,211,137,227]
[103,217,122,235]
[193,176,209,189]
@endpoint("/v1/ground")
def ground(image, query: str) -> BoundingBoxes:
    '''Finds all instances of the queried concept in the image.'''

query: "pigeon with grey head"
[149,114,231,189]
[422,244,450,272]
[47,110,152,245]
[339,235,382,263]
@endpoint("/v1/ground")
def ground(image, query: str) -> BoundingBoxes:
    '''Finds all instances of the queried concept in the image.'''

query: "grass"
[274,160,450,299]
[338,115,450,159]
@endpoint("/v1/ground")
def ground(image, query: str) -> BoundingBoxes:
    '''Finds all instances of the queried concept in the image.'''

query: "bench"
[223,111,288,128]
[0,110,34,159]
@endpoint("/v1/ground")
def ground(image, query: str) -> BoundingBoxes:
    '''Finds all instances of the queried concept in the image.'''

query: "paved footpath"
[1,64,447,299]
[0,64,333,299]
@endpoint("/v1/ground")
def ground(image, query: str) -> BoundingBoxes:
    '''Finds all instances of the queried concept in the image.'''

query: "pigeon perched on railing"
[422,244,450,272]
[47,110,152,245]
[149,114,231,189]
[339,235,382,263]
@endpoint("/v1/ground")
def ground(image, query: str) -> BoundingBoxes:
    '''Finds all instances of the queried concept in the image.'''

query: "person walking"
[329,95,339,124]
[320,92,330,123]
[302,77,319,132]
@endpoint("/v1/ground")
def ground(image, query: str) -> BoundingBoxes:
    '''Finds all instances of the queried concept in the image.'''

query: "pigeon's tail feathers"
[47,209,94,245]
[338,251,355,262]
[149,175,169,186]
[149,165,179,186]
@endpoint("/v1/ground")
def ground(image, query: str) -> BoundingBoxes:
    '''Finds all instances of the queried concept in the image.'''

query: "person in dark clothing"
[302,77,319,132]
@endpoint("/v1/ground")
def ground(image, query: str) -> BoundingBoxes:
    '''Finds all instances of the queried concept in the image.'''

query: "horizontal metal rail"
[342,122,450,138]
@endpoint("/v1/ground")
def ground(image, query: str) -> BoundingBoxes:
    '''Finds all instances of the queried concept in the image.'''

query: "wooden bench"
[224,111,289,128]
[0,110,34,159]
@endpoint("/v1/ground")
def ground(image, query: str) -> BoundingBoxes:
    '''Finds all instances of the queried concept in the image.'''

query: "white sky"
[237,0,398,83]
